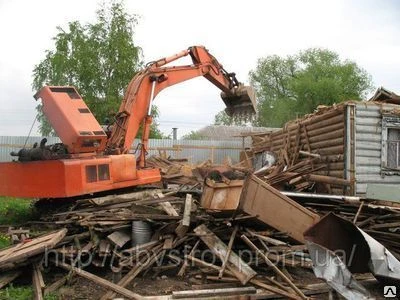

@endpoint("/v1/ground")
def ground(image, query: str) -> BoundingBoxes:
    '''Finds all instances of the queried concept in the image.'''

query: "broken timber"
[193,224,256,284]
[0,229,67,270]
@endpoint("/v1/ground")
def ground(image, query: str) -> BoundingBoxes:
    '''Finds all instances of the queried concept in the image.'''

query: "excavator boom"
[107,46,256,156]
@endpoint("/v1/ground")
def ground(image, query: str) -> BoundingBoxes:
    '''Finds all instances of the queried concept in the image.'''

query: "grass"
[0,233,10,249]
[0,285,58,300]
[0,196,37,249]
[0,199,59,299]
[0,286,33,300]
[0,197,36,225]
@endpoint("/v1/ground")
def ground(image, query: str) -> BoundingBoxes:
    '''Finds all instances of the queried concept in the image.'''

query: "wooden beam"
[250,279,302,300]
[157,193,179,217]
[54,260,142,299]
[172,286,256,298]
[182,194,193,226]
[0,270,21,289]
[44,275,69,295]
[100,246,163,300]
[32,264,45,300]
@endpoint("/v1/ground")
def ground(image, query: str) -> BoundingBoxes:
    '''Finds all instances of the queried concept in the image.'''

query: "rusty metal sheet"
[239,175,320,243]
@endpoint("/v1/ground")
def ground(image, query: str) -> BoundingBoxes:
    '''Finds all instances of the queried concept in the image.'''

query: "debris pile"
[146,156,199,186]
[0,187,331,299]
[1,152,400,299]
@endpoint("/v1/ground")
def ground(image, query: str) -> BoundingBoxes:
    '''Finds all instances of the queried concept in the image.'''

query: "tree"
[32,1,165,138]
[249,48,373,127]
[214,110,249,126]
[181,130,206,140]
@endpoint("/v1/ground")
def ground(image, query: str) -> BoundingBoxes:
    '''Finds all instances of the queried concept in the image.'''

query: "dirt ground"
[38,265,392,300]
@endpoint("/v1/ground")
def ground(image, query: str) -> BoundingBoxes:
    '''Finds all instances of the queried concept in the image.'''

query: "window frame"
[381,115,400,172]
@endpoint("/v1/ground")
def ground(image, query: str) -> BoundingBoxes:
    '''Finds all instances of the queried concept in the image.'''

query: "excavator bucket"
[221,85,257,119]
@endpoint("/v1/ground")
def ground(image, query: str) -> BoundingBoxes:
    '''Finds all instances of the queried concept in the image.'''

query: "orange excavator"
[0,46,256,199]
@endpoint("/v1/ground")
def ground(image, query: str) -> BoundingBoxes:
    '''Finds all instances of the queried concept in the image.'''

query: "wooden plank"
[353,201,365,224]
[0,270,21,289]
[44,275,68,295]
[159,202,179,216]
[195,274,301,300]
[369,222,400,230]
[286,172,351,186]
[107,230,131,248]
[100,246,163,300]
[157,193,179,217]
[245,229,286,246]
[87,189,162,206]
[193,224,256,285]
[0,229,67,270]
[172,286,256,298]
[163,236,174,250]
[251,279,302,300]
[187,255,234,276]
[54,260,142,299]
[182,194,192,226]
[32,264,45,300]
[174,193,196,236]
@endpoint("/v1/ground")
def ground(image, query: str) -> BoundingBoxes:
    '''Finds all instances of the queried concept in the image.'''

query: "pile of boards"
[1,155,399,299]
[0,186,352,300]
[146,156,199,185]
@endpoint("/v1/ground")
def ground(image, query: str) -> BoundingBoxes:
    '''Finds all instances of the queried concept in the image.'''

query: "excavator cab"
[221,84,257,119]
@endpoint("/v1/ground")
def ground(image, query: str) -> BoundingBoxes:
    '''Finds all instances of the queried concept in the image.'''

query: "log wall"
[251,104,348,194]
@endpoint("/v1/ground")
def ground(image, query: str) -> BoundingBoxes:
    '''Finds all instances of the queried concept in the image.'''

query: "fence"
[0,136,248,164]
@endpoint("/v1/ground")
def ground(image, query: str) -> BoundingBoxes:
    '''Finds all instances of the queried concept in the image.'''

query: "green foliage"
[32,1,163,138]
[0,197,36,225]
[214,110,248,126]
[0,285,58,300]
[249,48,373,127]
[181,130,206,140]
[0,286,33,300]
[148,106,170,139]
[0,233,10,249]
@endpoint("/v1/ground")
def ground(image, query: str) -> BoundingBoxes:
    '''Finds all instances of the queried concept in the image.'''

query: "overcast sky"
[0,0,399,138]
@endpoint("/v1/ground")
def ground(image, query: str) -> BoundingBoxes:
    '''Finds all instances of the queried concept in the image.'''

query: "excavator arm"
[106,46,256,167]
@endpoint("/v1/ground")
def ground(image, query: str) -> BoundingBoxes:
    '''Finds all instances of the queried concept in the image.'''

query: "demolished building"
[248,90,400,199]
